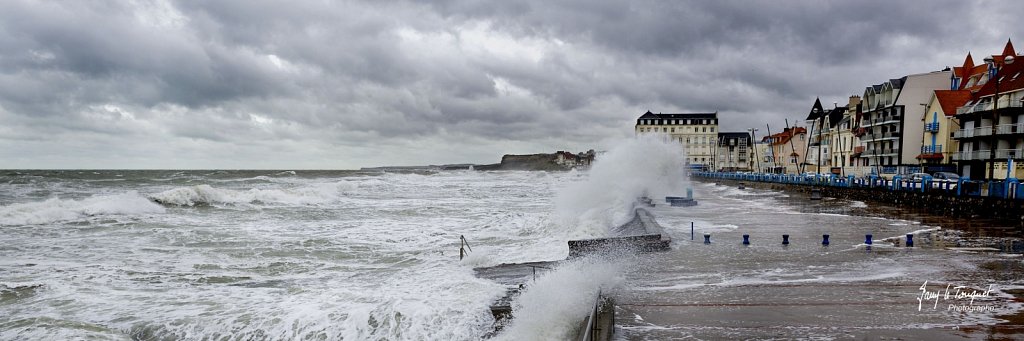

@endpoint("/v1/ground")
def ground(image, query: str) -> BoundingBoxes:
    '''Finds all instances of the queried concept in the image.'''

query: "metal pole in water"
[704,234,711,244]
[691,222,694,241]
[865,234,873,245]
[906,234,914,247]
[782,234,790,245]
[822,234,830,246]
[742,234,750,245]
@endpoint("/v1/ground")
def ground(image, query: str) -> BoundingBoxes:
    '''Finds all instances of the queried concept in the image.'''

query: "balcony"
[924,122,939,132]
[994,149,1021,159]
[953,128,974,139]
[996,124,1016,135]
[975,127,993,137]
[921,145,943,154]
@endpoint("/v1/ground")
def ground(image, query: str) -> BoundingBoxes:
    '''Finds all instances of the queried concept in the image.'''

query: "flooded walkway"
[614,181,1024,339]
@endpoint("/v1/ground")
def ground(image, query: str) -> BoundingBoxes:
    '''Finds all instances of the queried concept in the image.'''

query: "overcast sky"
[2,0,1022,169]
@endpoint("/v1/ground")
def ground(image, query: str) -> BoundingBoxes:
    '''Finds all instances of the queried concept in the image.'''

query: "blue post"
[691,222,694,241]
[742,234,750,245]
[822,234,830,246]
[686,187,693,199]
[782,234,790,245]
[865,234,873,245]
[957,177,967,196]
[704,234,711,244]
[906,234,914,247]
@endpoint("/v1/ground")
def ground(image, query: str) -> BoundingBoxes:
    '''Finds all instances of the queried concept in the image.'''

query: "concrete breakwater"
[695,175,1024,227]
[473,207,671,339]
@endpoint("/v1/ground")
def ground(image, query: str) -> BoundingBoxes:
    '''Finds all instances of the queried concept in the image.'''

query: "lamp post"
[984,55,1015,180]
[748,128,760,172]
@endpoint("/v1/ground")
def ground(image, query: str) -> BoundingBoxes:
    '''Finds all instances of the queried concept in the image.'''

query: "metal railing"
[996,124,1016,135]
[924,122,940,132]
[580,289,602,341]
[692,171,1024,199]
[921,145,943,153]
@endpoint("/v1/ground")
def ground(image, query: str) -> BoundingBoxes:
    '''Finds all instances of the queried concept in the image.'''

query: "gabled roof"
[933,90,972,116]
[766,127,806,146]
[805,98,825,120]
[639,111,658,119]
[971,58,1024,100]
[827,107,848,128]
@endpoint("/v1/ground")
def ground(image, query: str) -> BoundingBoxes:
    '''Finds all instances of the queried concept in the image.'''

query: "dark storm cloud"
[0,0,1021,168]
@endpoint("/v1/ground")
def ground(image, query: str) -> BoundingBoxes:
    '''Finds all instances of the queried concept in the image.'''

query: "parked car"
[932,172,960,181]
[908,173,931,182]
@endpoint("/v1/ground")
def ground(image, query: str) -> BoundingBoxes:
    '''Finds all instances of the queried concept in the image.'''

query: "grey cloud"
[1,0,1023,168]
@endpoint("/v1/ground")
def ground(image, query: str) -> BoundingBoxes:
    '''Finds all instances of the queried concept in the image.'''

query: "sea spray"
[496,256,625,340]
[554,135,688,238]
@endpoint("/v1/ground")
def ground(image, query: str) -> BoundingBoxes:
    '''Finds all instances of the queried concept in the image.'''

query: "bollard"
[686,187,693,200]
[704,234,711,244]
[691,222,694,241]
[906,234,914,247]
[782,234,790,245]
[865,234,873,245]
[742,234,750,245]
[822,234,830,246]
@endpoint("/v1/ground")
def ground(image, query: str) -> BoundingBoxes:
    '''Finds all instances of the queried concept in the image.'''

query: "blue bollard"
[865,234,873,245]
[906,234,914,247]
[704,234,711,244]
[686,187,693,200]
[822,234,830,246]
[782,234,790,245]
[742,234,750,245]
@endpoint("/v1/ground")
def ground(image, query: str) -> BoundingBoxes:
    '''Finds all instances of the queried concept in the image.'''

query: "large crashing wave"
[553,135,688,238]
[149,182,358,206]
[0,192,166,226]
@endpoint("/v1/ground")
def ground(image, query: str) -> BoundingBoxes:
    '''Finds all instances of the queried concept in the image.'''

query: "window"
[711,127,715,132]
[702,127,707,133]
[790,156,797,164]
[671,128,675,133]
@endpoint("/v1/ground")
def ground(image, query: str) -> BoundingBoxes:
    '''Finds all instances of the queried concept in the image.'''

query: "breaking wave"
[150,182,358,206]
[553,135,688,238]
[0,192,165,226]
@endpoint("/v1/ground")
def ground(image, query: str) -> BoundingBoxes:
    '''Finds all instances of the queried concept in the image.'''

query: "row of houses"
[635,39,1024,180]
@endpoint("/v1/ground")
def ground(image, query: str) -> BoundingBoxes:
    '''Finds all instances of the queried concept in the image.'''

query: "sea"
[2,137,1023,340]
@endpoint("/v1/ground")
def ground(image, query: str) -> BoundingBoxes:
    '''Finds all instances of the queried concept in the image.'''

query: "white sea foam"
[553,135,688,238]
[0,192,165,226]
[149,182,358,206]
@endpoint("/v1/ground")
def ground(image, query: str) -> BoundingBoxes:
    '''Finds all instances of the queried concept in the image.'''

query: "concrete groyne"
[474,206,671,339]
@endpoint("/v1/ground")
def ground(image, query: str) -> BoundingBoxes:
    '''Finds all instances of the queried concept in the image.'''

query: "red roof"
[766,127,806,146]
[953,40,1018,92]
[933,90,972,116]
[971,56,1024,100]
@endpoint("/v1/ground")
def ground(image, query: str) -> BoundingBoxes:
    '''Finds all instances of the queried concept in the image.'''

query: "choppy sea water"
[0,169,594,340]
[2,138,1023,339]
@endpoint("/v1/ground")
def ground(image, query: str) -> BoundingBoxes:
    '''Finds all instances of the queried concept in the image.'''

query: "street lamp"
[748,128,760,172]
[984,54,1015,180]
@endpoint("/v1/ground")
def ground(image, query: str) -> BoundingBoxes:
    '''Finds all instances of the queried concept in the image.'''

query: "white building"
[635,111,719,170]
